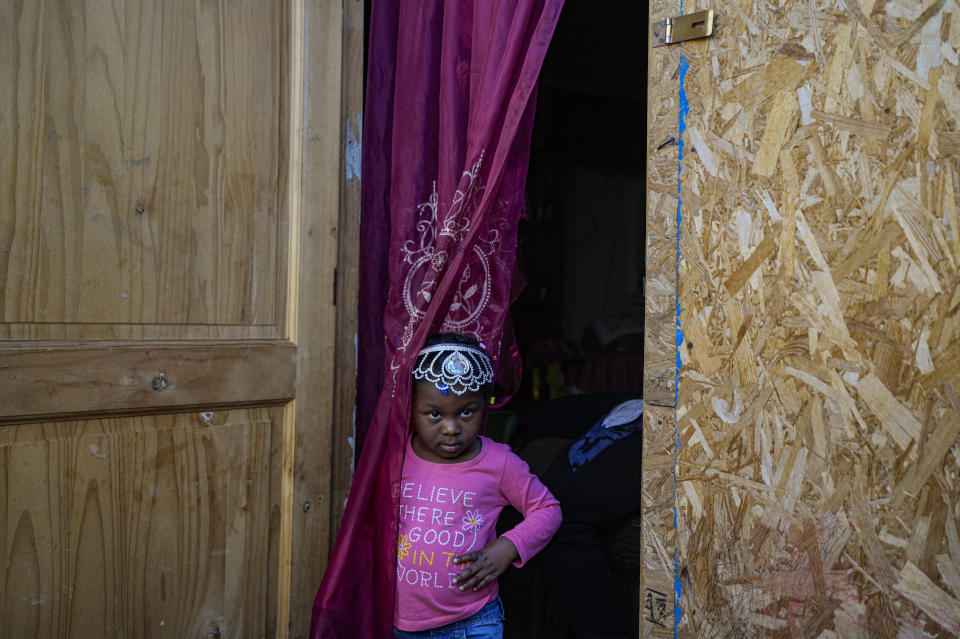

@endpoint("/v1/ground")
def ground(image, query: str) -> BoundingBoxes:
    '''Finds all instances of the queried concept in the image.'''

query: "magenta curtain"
[311,1,563,637]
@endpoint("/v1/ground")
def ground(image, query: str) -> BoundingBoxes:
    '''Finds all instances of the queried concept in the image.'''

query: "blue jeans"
[394,598,504,639]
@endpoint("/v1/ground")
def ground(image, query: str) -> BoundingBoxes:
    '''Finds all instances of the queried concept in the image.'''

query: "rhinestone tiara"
[412,343,494,395]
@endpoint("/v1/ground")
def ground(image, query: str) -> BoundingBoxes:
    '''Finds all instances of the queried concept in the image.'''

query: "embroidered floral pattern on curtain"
[391,154,506,388]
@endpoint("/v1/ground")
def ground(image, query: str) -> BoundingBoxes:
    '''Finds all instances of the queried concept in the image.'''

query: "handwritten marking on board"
[645,588,668,627]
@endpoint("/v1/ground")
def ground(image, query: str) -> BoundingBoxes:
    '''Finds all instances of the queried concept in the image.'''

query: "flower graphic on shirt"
[397,534,411,562]
[461,510,484,552]
[462,510,484,532]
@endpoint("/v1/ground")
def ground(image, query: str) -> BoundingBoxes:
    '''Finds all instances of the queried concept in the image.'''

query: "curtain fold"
[314,2,563,637]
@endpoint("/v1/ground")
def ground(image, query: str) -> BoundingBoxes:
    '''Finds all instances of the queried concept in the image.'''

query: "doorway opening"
[356,1,649,635]
[491,2,648,637]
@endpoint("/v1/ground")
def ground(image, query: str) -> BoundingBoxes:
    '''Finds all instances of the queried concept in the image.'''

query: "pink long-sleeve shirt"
[394,435,562,631]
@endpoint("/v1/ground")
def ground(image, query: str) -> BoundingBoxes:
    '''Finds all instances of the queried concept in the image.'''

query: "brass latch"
[653,10,715,47]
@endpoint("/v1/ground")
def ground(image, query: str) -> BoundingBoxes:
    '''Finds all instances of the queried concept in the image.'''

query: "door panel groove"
[0,341,296,423]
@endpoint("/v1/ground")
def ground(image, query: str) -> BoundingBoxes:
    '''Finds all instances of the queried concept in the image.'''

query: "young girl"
[395,333,562,638]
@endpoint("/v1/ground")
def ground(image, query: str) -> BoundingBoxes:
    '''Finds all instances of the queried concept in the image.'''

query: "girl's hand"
[451,537,519,592]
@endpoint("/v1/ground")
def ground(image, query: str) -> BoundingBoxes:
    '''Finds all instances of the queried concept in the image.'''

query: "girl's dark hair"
[414,332,494,397]
[422,332,482,349]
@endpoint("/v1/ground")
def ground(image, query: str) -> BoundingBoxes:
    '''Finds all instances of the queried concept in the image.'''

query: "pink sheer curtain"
[311,1,562,637]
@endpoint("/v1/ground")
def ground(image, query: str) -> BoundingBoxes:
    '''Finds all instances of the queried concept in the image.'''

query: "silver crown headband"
[412,343,494,395]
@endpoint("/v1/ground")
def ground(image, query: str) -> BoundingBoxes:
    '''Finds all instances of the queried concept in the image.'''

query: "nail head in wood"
[151,373,171,393]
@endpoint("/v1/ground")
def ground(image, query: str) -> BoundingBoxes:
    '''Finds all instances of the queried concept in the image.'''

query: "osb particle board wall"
[648,0,960,636]
[643,0,681,634]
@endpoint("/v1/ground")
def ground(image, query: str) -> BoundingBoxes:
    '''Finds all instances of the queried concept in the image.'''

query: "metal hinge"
[653,10,715,47]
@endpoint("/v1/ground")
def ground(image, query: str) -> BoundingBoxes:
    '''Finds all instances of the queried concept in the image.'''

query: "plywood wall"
[643,0,681,635]
[670,0,960,636]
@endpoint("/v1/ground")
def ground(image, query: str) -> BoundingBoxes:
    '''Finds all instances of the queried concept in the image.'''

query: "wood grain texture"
[643,1,681,636]
[0,408,274,638]
[287,0,352,636]
[673,0,960,636]
[330,0,364,542]
[0,323,283,341]
[1,1,358,637]
[0,0,283,329]
[0,340,296,423]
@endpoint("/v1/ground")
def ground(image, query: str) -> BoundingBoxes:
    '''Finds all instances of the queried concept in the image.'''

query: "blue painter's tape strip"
[674,53,690,638]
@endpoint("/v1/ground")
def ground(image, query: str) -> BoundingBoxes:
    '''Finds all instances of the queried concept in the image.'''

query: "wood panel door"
[0,1,360,637]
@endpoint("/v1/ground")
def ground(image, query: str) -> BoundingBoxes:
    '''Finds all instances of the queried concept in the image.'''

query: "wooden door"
[645,0,960,637]
[0,1,360,637]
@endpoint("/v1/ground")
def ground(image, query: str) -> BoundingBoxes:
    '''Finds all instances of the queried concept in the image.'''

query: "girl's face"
[411,380,485,463]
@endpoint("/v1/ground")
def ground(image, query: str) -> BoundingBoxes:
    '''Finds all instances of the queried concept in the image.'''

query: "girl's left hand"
[451,537,519,592]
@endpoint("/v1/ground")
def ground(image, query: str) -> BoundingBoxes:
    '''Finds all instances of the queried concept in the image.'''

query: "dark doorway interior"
[358,1,648,635]
[494,2,647,637]
[510,0,647,407]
